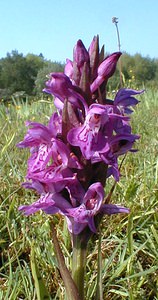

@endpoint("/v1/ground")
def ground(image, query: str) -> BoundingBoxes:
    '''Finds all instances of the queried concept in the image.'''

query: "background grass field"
[0,89,158,300]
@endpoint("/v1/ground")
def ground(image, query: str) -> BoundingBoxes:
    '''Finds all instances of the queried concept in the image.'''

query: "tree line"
[0,51,64,100]
[0,50,158,100]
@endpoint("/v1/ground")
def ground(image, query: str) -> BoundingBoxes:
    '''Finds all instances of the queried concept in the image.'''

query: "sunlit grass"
[0,91,158,299]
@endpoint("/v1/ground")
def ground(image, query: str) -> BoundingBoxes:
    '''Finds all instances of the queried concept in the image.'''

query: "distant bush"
[0,50,158,99]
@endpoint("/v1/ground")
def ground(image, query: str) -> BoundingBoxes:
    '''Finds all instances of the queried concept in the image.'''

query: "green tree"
[0,51,45,98]
[26,53,45,75]
[121,52,157,86]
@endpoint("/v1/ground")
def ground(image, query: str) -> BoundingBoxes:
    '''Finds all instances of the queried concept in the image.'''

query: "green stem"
[72,234,87,300]
[95,227,103,300]
[112,17,123,87]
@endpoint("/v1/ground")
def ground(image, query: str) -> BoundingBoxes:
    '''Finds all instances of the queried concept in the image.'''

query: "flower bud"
[73,39,90,69]
[90,52,121,93]
[88,35,99,81]
[98,52,121,77]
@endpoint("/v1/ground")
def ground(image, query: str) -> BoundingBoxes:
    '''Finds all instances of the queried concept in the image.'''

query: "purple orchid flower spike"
[17,35,142,243]
[17,35,143,300]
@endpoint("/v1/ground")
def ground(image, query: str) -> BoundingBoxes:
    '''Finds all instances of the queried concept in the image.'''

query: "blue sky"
[0,0,157,63]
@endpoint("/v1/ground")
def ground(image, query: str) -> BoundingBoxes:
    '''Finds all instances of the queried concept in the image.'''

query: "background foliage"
[0,50,158,100]
[0,51,64,99]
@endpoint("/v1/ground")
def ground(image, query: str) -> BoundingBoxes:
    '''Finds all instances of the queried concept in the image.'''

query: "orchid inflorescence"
[17,36,143,236]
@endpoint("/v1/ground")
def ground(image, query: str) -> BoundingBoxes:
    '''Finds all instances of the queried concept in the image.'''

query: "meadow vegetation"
[0,88,158,299]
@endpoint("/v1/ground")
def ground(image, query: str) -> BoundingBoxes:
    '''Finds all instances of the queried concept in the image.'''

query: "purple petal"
[66,218,87,235]
[109,133,140,156]
[48,112,62,136]
[114,88,144,108]
[64,58,73,79]
[16,121,52,148]
[19,193,55,215]
[101,204,129,215]
[106,164,120,181]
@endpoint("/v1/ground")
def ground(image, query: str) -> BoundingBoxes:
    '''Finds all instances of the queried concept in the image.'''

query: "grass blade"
[30,245,51,300]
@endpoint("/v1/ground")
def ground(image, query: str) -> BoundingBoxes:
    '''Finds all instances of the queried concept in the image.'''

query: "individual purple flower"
[66,182,129,234]
[17,111,62,149]
[67,103,129,161]
[100,133,140,181]
[17,119,82,192]
[19,180,129,235]
[43,72,88,111]
[17,121,53,148]
[67,104,108,159]
[19,176,84,216]
[43,73,72,99]
[27,138,82,182]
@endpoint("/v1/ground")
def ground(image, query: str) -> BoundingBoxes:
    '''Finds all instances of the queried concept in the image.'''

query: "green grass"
[0,90,158,300]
